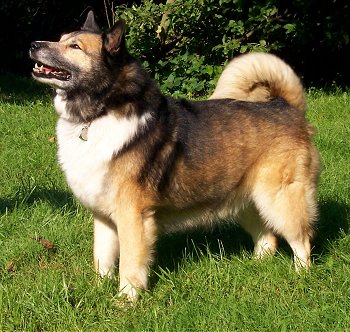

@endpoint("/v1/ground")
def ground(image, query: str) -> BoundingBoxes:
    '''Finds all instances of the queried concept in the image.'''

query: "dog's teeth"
[35,63,39,69]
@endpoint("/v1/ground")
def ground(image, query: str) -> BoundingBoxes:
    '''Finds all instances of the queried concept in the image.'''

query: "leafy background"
[0,0,349,97]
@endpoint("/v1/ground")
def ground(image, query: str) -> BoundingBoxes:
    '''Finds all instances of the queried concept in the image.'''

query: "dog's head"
[29,11,127,91]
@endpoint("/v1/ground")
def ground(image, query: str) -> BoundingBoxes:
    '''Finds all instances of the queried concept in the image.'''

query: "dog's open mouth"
[33,62,71,81]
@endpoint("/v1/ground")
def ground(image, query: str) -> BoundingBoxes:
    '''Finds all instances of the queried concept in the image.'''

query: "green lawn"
[0,74,349,331]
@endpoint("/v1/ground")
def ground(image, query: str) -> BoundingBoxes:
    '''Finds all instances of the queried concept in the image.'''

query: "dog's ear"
[103,19,126,56]
[81,10,101,33]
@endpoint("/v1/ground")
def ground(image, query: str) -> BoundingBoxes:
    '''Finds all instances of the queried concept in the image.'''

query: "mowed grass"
[0,74,349,331]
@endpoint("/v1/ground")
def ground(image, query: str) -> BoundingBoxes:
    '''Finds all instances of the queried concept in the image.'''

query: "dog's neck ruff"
[56,111,151,211]
[54,89,73,120]
[54,88,153,144]
[54,89,95,141]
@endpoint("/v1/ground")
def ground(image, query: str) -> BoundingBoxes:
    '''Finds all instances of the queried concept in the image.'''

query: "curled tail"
[209,52,305,113]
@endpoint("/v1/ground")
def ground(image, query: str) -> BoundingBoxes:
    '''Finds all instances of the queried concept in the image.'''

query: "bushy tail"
[209,52,305,113]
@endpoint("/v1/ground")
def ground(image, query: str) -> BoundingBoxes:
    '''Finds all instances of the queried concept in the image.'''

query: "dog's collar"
[79,122,92,141]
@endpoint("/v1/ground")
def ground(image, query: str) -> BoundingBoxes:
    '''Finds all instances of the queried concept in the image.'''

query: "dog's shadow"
[312,199,349,255]
[0,187,76,214]
[154,224,251,271]
[1,190,348,282]
[152,198,349,282]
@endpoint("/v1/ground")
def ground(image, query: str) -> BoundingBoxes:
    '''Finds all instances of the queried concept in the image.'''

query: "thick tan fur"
[30,14,320,302]
[210,52,306,112]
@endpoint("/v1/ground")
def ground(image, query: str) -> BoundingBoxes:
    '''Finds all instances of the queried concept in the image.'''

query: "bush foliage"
[0,0,349,92]
[114,0,349,96]
[117,0,289,96]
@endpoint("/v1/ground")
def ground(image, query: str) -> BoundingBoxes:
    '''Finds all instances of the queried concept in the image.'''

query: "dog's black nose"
[30,42,41,50]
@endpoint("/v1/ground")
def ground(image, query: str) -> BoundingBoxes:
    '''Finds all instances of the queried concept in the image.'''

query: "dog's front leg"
[93,213,120,277]
[115,204,157,302]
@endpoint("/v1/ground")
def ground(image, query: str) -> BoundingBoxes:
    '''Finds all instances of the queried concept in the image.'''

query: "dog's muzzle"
[30,42,71,81]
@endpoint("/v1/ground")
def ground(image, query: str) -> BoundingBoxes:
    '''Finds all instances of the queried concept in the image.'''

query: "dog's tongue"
[43,65,55,74]
[34,63,57,74]
[33,62,70,80]
[43,66,53,74]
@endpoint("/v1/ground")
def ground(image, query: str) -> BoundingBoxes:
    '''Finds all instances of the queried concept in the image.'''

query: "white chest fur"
[54,93,150,211]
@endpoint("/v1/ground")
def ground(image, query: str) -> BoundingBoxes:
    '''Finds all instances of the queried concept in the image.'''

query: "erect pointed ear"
[81,10,101,33]
[103,19,126,56]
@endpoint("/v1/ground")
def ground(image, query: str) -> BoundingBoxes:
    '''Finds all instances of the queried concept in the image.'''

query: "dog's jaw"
[32,69,73,90]
[33,62,71,81]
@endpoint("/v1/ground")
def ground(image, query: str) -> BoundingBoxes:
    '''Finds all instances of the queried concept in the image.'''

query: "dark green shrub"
[0,0,348,88]
[115,0,350,95]
[116,0,289,96]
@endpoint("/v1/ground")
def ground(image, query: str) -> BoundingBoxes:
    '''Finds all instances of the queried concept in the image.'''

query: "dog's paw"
[253,234,278,260]
[118,283,140,303]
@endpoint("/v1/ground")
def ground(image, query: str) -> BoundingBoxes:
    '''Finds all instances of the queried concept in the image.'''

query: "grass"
[0,74,349,331]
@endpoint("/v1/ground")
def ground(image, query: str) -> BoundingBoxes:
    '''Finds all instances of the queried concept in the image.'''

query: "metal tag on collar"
[79,123,90,141]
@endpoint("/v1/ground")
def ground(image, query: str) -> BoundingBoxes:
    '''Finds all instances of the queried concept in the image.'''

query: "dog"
[29,11,320,301]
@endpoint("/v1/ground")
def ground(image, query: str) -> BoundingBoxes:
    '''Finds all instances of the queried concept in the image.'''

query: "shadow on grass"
[1,187,348,279]
[150,223,252,288]
[152,198,349,280]
[155,224,252,267]
[313,199,349,256]
[0,187,76,214]
[0,73,52,104]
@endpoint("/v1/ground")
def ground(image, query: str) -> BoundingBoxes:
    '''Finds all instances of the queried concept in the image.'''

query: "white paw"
[253,240,277,259]
[95,261,116,278]
[118,283,140,302]
[294,255,310,272]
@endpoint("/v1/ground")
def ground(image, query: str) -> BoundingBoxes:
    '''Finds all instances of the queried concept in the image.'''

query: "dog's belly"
[155,194,246,233]
[56,113,150,212]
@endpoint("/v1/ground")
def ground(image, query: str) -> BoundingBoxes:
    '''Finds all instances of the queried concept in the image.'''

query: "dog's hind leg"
[251,160,318,270]
[237,204,278,259]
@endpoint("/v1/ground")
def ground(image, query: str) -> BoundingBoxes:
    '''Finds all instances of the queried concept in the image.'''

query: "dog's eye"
[70,44,81,50]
